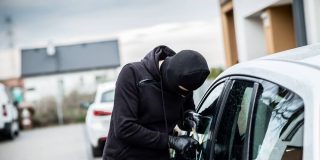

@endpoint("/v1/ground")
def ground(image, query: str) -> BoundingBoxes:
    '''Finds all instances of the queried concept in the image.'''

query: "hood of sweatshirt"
[141,45,210,96]
[160,50,210,96]
[141,45,176,81]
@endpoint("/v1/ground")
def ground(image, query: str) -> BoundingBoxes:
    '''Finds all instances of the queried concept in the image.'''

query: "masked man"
[103,45,210,160]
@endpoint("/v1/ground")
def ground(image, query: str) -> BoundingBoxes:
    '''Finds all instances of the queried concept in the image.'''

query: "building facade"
[21,40,120,103]
[217,0,320,67]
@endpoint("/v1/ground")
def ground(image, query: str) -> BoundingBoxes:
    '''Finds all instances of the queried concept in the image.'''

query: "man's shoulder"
[122,61,147,74]
[120,62,150,80]
[117,63,140,86]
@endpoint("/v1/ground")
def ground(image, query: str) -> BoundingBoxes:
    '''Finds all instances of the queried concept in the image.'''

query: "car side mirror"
[196,115,212,133]
[80,101,92,110]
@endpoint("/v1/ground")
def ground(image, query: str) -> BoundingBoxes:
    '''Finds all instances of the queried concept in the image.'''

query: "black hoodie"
[103,46,206,160]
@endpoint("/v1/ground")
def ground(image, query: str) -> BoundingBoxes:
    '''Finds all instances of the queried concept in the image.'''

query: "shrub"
[207,67,224,80]
[31,91,94,127]
[62,91,94,124]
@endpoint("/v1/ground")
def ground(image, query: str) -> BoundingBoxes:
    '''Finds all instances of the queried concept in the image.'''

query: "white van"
[0,83,19,139]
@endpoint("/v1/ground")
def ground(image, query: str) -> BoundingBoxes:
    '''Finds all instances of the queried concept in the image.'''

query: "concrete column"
[303,0,320,44]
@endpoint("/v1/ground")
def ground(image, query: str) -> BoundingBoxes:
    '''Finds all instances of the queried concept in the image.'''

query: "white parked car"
[175,44,320,160]
[0,83,19,139]
[85,82,115,157]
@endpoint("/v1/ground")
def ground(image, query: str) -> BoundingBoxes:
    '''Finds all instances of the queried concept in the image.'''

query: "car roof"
[259,43,320,70]
[217,44,320,106]
[97,81,115,92]
[218,44,320,89]
[94,81,115,103]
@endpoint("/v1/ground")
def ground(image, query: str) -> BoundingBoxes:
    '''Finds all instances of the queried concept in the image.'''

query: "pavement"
[0,123,102,160]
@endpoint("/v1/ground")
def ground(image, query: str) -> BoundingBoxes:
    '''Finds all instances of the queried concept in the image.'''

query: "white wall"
[304,0,320,44]
[234,15,267,62]
[234,0,282,17]
[24,69,117,103]
[0,49,20,80]
[232,0,289,62]
[233,0,320,63]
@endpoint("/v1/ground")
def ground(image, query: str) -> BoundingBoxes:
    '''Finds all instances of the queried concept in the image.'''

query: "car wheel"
[5,123,15,140]
[91,145,103,157]
[13,121,20,137]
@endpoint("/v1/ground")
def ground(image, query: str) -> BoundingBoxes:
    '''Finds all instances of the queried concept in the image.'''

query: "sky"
[0,0,225,70]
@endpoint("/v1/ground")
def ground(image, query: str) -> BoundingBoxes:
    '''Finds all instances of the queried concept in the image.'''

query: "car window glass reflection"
[192,82,225,160]
[214,80,254,160]
[197,82,225,114]
[251,81,304,160]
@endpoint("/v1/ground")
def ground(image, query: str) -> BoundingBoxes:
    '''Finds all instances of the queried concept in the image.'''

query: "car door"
[181,75,305,160]
[184,78,229,160]
[175,77,256,160]
[208,78,258,160]
[204,77,304,160]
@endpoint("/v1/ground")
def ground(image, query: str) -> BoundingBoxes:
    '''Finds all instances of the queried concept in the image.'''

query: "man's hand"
[184,110,201,129]
[168,135,199,159]
[182,110,212,134]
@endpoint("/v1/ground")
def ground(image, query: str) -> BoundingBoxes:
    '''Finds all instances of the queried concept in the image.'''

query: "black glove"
[184,110,201,129]
[168,135,199,159]
[181,110,212,133]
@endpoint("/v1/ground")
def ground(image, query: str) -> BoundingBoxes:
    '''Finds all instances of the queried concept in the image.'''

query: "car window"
[214,80,255,160]
[197,82,225,114]
[100,90,115,103]
[171,82,226,160]
[193,82,225,160]
[250,81,304,160]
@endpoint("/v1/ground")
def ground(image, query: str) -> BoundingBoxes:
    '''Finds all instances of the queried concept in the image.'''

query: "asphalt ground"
[0,123,102,160]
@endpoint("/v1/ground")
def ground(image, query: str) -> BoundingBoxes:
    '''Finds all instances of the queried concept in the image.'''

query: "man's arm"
[183,93,196,111]
[177,93,195,130]
[112,64,168,149]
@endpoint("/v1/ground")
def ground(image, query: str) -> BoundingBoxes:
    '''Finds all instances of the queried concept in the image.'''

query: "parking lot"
[0,124,101,160]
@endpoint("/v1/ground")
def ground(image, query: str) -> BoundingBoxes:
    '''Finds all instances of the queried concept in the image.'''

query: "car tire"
[5,122,15,140]
[91,145,103,157]
[13,121,19,137]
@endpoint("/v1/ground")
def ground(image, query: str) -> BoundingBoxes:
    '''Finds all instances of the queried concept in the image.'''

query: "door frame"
[207,75,262,160]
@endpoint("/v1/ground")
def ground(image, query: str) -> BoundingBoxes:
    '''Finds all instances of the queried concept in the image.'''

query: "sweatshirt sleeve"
[177,92,196,130]
[111,64,168,149]
[183,92,196,111]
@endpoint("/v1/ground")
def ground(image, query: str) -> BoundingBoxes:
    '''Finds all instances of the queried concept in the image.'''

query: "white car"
[0,83,19,140]
[85,82,115,157]
[175,44,320,160]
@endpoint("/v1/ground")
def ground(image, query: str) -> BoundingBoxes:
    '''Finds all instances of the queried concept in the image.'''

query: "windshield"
[100,90,115,103]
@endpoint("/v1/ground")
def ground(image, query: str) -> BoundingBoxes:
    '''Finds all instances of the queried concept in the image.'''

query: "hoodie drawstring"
[160,77,170,150]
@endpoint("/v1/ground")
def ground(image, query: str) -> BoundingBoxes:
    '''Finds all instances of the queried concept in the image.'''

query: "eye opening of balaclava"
[160,50,210,96]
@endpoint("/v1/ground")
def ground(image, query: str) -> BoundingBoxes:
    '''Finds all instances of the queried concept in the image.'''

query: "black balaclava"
[160,50,210,96]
